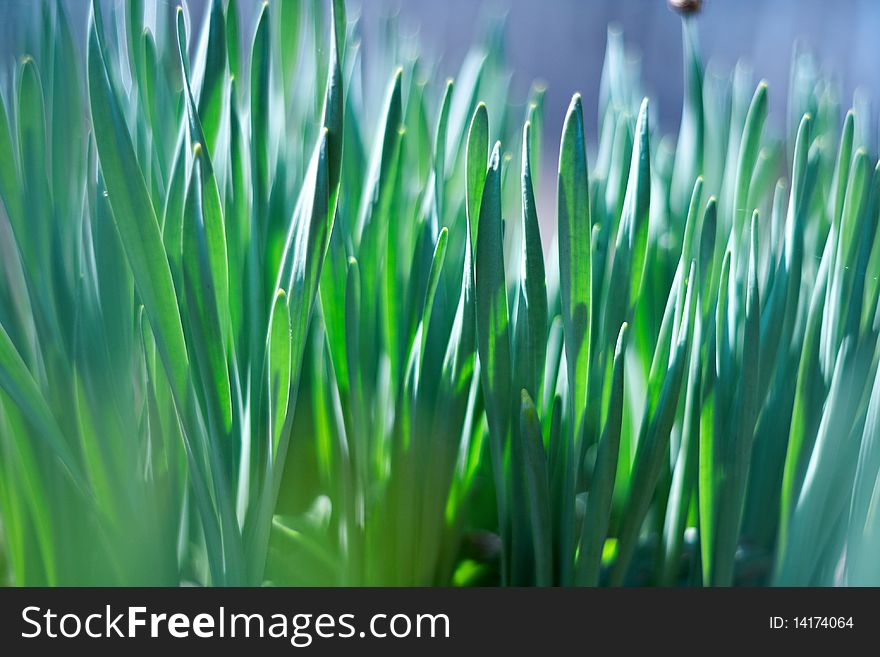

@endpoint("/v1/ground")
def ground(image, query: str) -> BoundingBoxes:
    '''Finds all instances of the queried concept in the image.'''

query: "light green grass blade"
[196,0,227,156]
[558,93,591,461]
[612,263,694,585]
[465,103,489,247]
[267,290,291,464]
[577,322,628,586]
[713,212,761,586]
[475,141,512,578]
[0,322,85,492]
[517,121,548,399]
[182,150,233,434]
[519,389,552,586]
[88,13,190,407]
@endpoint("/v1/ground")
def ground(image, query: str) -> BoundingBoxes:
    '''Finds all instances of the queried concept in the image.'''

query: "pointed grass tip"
[489,140,502,169]
[615,322,630,355]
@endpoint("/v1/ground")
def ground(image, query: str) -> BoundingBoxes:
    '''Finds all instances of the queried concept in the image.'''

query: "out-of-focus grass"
[0,0,878,586]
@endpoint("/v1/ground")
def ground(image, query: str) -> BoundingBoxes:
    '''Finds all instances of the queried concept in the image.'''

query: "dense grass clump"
[0,0,878,586]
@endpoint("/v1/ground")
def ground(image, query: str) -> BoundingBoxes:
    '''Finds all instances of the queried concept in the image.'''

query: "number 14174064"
[769,616,854,629]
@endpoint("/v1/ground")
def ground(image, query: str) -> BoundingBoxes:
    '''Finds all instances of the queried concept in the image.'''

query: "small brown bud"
[668,0,703,15]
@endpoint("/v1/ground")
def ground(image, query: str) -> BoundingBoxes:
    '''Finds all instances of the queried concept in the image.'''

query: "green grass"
[0,0,878,586]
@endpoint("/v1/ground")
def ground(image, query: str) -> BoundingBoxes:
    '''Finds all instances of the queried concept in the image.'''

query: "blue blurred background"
[2,0,879,160]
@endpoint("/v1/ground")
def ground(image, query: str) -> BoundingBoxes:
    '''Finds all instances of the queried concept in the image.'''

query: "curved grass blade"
[0,322,86,492]
[558,93,591,461]
[777,262,829,562]
[433,80,453,225]
[182,148,233,434]
[466,103,489,247]
[0,93,22,232]
[16,57,52,281]
[518,120,547,399]
[577,322,628,586]
[225,0,240,80]
[249,128,331,582]
[520,389,552,586]
[612,263,695,585]
[196,0,227,156]
[475,141,512,578]
[267,290,291,464]
[713,213,761,586]
[731,81,768,260]
[670,14,703,218]
[88,14,190,406]
[177,9,231,345]
[604,98,650,348]
[250,3,271,220]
